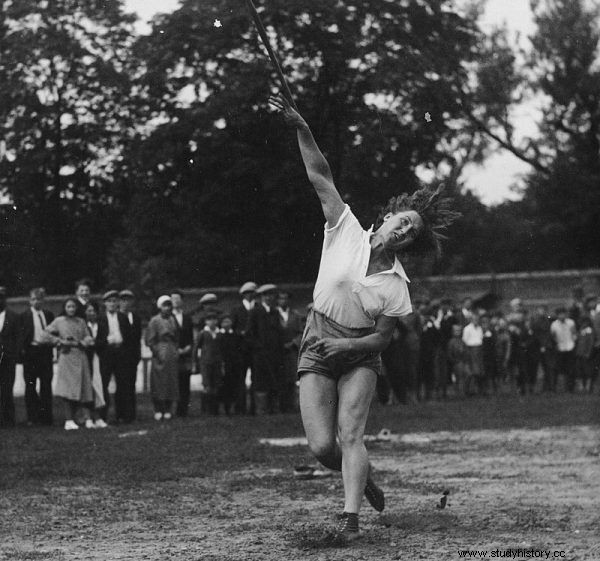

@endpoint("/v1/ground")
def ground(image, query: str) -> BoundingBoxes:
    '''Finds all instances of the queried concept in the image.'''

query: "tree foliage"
[0,0,137,291]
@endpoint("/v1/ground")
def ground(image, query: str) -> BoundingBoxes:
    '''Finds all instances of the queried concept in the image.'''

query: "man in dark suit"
[246,284,285,415]
[118,289,142,423]
[277,290,303,413]
[18,287,55,426]
[74,278,93,319]
[171,290,194,417]
[97,290,131,422]
[0,287,21,427]
[230,281,257,414]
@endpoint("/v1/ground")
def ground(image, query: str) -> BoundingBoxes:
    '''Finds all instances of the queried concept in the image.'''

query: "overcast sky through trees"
[124,0,538,206]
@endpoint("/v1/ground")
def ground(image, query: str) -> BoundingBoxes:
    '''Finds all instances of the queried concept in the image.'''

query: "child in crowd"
[196,310,224,415]
[447,324,466,395]
[219,314,245,415]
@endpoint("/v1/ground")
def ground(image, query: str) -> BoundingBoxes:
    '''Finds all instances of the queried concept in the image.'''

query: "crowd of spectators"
[0,280,598,430]
[379,294,600,405]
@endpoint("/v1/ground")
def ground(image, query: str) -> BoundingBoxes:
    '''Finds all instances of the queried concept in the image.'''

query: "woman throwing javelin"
[269,94,459,542]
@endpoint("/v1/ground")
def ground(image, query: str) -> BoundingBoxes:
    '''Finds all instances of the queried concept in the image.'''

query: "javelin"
[245,0,298,110]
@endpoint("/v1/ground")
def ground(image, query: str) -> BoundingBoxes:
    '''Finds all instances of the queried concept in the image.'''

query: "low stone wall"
[7,269,600,318]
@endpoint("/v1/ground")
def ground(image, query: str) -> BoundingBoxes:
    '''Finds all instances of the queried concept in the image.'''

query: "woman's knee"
[337,425,364,449]
[307,437,336,460]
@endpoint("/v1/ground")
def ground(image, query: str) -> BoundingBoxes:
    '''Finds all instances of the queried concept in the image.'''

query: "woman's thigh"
[337,367,378,442]
[299,373,338,450]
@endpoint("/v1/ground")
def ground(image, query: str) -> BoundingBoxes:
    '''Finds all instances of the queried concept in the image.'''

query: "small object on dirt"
[437,490,450,509]
[118,430,148,438]
[425,112,432,122]
[293,465,333,480]
[294,465,315,480]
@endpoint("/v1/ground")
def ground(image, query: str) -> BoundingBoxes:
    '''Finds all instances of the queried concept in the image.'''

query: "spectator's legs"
[0,360,16,427]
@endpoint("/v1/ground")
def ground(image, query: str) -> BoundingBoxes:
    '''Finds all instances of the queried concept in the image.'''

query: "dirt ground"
[1,393,599,561]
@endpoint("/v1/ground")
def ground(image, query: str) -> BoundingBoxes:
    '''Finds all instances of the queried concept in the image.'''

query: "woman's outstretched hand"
[268,94,306,128]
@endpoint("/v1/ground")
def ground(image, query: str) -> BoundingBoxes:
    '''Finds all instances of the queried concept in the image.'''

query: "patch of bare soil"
[2,424,599,561]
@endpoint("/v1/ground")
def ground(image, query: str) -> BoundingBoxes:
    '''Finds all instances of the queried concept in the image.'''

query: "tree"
[0,0,138,292]
[108,0,499,290]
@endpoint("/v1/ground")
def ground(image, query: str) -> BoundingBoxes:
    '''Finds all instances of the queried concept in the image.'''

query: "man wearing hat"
[246,284,285,415]
[96,290,131,422]
[0,287,20,427]
[230,281,257,414]
[118,290,142,423]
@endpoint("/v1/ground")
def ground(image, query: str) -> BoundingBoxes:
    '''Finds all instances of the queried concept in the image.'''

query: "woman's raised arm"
[269,94,345,227]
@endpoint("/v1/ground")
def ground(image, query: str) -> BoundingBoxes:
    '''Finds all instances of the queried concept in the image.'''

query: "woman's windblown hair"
[374,183,461,258]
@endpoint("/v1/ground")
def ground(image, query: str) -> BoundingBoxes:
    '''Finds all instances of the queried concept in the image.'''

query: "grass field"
[1,392,599,561]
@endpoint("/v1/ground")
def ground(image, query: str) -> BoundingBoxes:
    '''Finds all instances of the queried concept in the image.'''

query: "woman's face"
[160,303,173,316]
[85,305,97,323]
[65,301,77,317]
[378,210,424,252]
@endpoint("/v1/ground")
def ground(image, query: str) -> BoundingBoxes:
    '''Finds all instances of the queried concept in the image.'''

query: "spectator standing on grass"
[170,290,194,418]
[587,295,600,394]
[480,315,496,395]
[44,297,95,431]
[231,281,257,414]
[277,290,303,413]
[219,314,244,415]
[74,278,93,319]
[462,313,484,392]
[0,287,20,428]
[246,284,284,414]
[550,307,577,393]
[118,290,142,423]
[83,301,108,428]
[575,316,595,393]
[531,306,554,393]
[494,318,511,390]
[418,304,440,400]
[146,295,179,421]
[195,309,224,415]
[447,324,466,395]
[246,284,285,415]
[18,288,55,426]
[516,314,540,396]
[437,298,458,398]
[401,311,422,403]
[96,290,131,423]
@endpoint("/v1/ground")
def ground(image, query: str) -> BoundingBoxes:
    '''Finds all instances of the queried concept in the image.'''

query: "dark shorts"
[297,309,382,381]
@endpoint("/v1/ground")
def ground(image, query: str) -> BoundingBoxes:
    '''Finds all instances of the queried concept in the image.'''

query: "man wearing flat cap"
[118,290,142,423]
[230,281,257,414]
[246,284,285,414]
[96,290,132,422]
[0,287,20,427]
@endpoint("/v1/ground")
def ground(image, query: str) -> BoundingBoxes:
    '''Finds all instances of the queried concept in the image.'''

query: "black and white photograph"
[0,0,599,559]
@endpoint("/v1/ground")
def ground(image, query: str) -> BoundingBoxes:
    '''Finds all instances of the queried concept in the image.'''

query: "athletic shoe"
[163,412,172,420]
[64,420,79,431]
[364,469,385,512]
[154,412,163,421]
[331,512,361,543]
[94,419,108,429]
[85,419,96,429]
